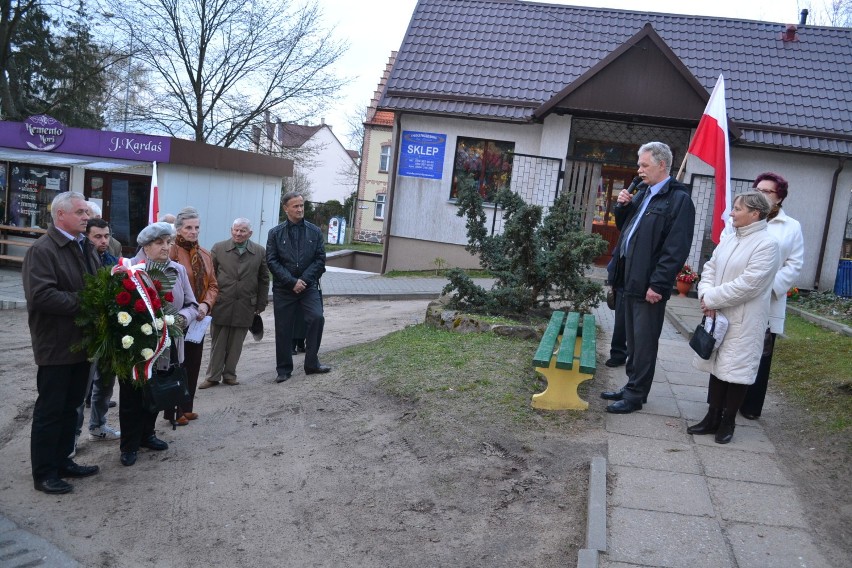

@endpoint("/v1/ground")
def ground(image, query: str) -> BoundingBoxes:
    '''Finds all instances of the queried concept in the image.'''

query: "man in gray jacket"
[23,191,101,494]
[201,218,270,388]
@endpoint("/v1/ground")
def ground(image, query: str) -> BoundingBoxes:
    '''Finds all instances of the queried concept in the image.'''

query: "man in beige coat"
[200,218,270,388]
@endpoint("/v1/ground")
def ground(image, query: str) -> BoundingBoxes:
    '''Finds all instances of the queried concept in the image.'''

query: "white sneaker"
[88,424,121,441]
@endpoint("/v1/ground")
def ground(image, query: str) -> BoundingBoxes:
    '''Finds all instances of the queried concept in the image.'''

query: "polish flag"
[687,74,731,244]
[148,161,159,224]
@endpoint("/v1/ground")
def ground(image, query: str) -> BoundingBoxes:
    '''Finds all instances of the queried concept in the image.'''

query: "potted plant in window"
[676,264,700,296]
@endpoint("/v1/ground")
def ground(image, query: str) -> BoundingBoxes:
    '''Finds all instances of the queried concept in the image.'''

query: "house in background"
[353,52,397,243]
[253,119,358,205]
[378,0,852,291]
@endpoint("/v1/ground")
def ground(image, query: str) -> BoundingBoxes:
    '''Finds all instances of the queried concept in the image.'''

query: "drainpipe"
[814,158,845,290]
[379,113,403,274]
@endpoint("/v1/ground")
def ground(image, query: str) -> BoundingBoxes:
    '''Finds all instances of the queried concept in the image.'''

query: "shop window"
[6,163,70,228]
[379,145,391,173]
[374,194,386,220]
[450,137,514,203]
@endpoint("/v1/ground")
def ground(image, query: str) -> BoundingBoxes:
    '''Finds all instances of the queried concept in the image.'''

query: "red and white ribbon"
[111,258,170,382]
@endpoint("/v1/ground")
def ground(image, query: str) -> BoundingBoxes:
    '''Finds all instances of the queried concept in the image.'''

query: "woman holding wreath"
[688,192,779,444]
[119,222,198,466]
[168,207,218,426]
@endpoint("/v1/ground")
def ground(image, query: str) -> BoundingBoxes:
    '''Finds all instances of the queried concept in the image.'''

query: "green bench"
[531,311,597,410]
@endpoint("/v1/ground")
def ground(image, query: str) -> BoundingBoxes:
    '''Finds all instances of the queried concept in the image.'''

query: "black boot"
[687,407,722,435]
[714,412,736,444]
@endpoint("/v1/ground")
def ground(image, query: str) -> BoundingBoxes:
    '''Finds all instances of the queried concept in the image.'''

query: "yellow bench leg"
[531,338,593,410]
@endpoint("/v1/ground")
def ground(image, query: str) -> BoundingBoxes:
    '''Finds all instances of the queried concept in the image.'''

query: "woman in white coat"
[688,192,780,444]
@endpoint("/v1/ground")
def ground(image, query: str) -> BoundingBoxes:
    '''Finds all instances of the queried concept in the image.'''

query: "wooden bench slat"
[579,313,597,374]
[533,310,565,367]
[555,312,580,370]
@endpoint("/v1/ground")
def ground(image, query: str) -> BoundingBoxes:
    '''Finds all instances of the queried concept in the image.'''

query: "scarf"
[175,235,206,299]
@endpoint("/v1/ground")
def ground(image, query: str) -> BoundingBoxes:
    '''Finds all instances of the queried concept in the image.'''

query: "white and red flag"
[687,74,731,244]
[148,161,160,224]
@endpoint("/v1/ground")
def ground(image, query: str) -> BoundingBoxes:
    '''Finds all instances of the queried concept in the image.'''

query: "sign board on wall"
[398,131,446,180]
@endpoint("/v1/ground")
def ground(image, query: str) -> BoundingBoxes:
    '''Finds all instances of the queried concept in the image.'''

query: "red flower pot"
[676,280,692,296]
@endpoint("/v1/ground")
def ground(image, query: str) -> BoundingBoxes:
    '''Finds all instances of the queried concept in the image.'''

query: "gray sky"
[313,0,816,148]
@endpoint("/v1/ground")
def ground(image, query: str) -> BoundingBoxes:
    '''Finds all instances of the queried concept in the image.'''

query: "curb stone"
[578,456,607,568]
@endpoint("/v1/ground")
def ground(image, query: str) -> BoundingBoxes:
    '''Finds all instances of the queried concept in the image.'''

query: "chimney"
[781,24,799,42]
[800,9,808,26]
[321,117,326,126]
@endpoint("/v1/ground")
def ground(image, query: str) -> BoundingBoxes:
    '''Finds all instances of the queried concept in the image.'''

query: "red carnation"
[164,292,174,302]
[122,279,136,291]
[115,291,132,306]
[151,298,162,310]
[134,299,147,313]
[153,280,163,291]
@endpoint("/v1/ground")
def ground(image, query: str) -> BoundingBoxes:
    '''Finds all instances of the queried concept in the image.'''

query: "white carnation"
[140,323,153,336]
[121,335,134,349]
[141,348,154,360]
[154,318,164,330]
[117,312,132,326]
[164,315,175,326]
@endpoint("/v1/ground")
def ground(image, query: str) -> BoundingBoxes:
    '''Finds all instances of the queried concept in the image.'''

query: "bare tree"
[103,0,347,146]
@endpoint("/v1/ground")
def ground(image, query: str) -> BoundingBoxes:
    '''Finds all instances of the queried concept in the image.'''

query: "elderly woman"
[725,173,805,420]
[120,223,198,466]
[688,192,780,444]
[168,207,218,426]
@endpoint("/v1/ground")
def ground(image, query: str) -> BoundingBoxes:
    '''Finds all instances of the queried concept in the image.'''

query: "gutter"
[379,112,403,274]
[814,158,846,290]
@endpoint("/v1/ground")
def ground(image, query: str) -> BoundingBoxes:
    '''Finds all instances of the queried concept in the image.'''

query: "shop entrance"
[84,171,151,255]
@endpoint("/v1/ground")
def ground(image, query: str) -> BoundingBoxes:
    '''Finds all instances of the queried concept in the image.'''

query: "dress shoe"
[184,412,199,420]
[35,478,73,494]
[223,379,240,386]
[108,400,117,408]
[276,373,292,383]
[600,388,647,403]
[120,451,137,466]
[715,413,736,444]
[605,358,626,368]
[739,410,759,420]
[170,415,189,426]
[687,407,723,435]
[305,365,331,375]
[140,436,168,451]
[59,462,99,478]
[198,380,219,389]
[605,399,643,414]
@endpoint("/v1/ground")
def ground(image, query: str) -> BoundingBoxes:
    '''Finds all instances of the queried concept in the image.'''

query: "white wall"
[159,164,282,250]
[296,126,358,204]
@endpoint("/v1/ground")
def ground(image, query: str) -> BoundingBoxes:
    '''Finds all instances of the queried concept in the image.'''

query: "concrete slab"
[0,513,16,532]
[607,434,700,474]
[587,456,607,552]
[0,528,81,567]
[726,523,832,568]
[670,384,708,403]
[611,466,714,516]
[706,478,808,528]
[690,425,776,454]
[666,371,710,387]
[636,395,681,418]
[678,399,711,422]
[646,381,674,399]
[606,413,690,443]
[608,508,732,568]
[695,445,791,486]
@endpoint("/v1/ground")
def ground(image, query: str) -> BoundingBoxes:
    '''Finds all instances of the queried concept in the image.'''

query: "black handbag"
[142,347,189,428]
[689,316,716,360]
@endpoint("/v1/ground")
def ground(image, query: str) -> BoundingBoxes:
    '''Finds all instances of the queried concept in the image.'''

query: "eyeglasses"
[757,188,777,195]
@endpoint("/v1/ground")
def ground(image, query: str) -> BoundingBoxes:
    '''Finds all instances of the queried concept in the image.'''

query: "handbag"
[689,315,716,360]
[143,364,189,415]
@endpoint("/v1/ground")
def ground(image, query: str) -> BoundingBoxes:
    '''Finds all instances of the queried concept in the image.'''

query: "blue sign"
[398,131,446,180]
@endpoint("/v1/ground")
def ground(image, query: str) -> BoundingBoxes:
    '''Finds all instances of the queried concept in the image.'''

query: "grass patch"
[330,324,583,429]
[326,243,383,253]
[772,314,852,432]
[383,268,492,278]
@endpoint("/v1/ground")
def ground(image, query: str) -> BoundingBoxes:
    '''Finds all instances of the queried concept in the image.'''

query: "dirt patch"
[758,387,851,568]
[0,297,604,567]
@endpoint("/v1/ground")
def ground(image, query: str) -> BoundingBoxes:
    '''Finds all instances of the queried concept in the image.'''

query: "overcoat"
[22,224,100,366]
[169,243,219,311]
[210,239,270,328]
[694,220,780,384]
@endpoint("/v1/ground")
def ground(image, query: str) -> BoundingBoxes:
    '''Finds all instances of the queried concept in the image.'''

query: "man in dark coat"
[267,192,329,383]
[23,191,101,494]
[601,142,695,413]
[200,218,270,388]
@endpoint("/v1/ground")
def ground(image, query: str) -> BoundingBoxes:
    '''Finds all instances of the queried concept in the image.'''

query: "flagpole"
[675,154,688,182]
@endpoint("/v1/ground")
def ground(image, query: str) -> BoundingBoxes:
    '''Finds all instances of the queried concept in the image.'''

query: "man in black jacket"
[601,142,695,413]
[267,192,329,382]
